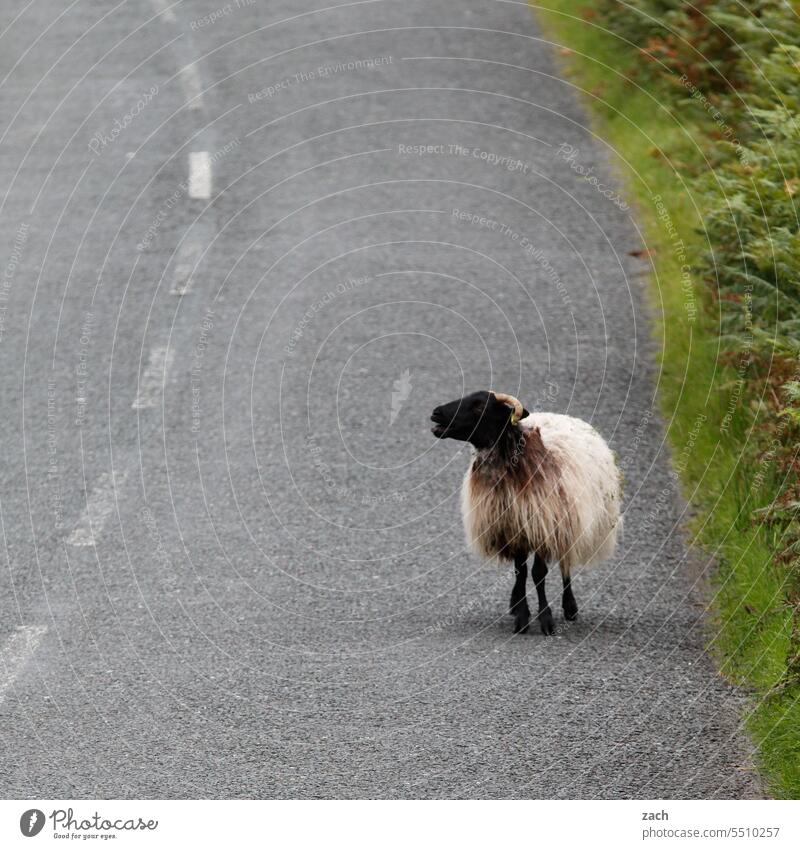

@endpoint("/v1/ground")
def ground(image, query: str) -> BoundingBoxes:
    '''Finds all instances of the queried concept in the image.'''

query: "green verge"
[533,2,800,797]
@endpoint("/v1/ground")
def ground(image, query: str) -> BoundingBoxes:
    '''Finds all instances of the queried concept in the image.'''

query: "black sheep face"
[430,390,528,449]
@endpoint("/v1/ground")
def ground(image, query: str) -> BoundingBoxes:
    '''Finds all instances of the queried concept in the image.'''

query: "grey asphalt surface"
[0,0,761,798]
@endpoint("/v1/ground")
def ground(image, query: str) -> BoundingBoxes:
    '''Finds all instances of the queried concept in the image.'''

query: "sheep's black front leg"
[509,555,530,634]
[561,568,578,621]
[532,553,555,635]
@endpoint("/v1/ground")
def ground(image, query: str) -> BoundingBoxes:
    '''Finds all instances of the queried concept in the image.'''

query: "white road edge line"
[132,345,174,410]
[188,151,211,199]
[67,471,128,547]
[0,625,47,706]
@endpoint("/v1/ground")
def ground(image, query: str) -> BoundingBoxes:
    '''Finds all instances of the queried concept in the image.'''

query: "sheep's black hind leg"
[509,555,530,634]
[561,565,578,621]
[532,553,555,635]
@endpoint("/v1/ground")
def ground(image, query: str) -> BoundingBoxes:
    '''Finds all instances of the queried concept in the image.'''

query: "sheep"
[430,390,622,635]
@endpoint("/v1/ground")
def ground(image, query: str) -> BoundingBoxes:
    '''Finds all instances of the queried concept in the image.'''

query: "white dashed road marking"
[132,345,174,410]
[150,0,178,23]
[0,626,47,705]
[179,62,205,111]
[188,151,211,199]
[150,0,178,22]
[67,471,127,547]
[170,235,203,295]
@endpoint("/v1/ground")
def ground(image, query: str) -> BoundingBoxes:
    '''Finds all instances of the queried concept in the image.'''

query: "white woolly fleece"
[460,412,622,572]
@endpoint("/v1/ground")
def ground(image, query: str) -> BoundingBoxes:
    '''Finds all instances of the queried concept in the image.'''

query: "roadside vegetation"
[534,0,800,796]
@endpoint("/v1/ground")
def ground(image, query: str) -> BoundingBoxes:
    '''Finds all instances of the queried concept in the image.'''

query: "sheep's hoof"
[538,608,555,636]
[563,597,579,621]
[513,607,531,634]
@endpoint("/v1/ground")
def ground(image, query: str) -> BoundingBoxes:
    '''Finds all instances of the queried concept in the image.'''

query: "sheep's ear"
[520,407,530,420]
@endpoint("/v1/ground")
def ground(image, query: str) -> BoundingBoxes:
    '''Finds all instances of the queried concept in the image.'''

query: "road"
[0,0,760,798]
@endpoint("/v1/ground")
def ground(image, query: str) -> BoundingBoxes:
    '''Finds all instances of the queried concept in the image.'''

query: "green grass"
[532,1,800,797]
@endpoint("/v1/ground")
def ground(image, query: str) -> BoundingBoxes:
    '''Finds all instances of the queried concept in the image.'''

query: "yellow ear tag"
[510,412,520,426]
